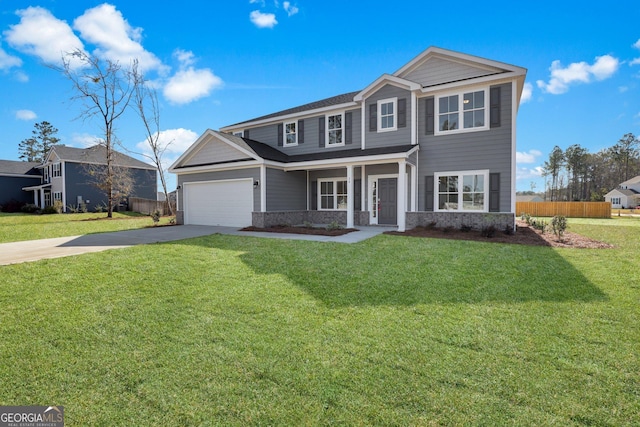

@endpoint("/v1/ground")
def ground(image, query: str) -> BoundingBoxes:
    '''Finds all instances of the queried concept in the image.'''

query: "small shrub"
[67,205,79,213]
[481,225,497,238]
[151,210,161,225]
[169,217,176,225]
[1,199,24,213]
[551,215,568,241]
[21,203,40,213]
[94,203,106,213]
[53,200,63,214]
[42,205,59,214]
[326,221,344,231]
[303,221,313,228]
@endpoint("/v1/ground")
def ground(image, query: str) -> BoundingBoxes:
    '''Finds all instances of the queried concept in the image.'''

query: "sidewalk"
[0,225,393,265]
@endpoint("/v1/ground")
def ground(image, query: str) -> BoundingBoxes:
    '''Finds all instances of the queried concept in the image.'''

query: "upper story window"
[232,131,243,137]
[378,98,397,132]
[435,170,488,212]
[326,113,343,146]
[284,121,297,146]
[436,89,488,135]
[52,163,61,178]
[44,166,49,182]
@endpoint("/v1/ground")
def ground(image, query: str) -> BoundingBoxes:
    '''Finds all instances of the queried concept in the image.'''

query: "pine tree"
[18,121,60,162]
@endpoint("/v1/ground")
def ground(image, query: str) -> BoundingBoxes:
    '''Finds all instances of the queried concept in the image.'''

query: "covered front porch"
[22,183,51,209]
[256,146,419,232]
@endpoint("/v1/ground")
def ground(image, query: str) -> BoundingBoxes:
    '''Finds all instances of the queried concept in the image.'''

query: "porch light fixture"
[254,180,259,188]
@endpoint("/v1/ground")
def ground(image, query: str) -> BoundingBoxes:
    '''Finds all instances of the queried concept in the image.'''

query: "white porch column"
[361,165,366,214]
[260,165,267,212]
[346,165,354,228]
[397,160,406,232]
[39,188,45,209]
[410,163,417,212]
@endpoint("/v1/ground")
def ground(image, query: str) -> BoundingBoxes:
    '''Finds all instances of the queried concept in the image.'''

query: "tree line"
[540,133,640,201]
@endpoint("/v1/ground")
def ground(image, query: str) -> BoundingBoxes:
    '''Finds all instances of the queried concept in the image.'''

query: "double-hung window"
[436,88,488,134]
[53,192,62,202]
[52,163,61,177]
[319,178,348,210]
[284,121,297,146]
[611,197,621,205]
[378,98,397,132]
[326,113,343,146]
[435,170,488,212]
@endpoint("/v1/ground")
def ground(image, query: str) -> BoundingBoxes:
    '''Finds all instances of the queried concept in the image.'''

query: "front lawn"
[0,219,638,425]
[0,212,173,243]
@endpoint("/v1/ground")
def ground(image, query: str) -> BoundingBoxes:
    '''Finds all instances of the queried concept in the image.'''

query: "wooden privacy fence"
[129,197,175,216]
[516,201,611,218]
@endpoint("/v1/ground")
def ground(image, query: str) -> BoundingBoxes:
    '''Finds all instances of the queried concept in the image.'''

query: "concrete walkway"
[0,225,394,265]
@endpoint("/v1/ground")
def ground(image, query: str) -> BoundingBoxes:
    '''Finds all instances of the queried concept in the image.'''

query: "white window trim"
[52,162,61,178]
[232,131,243,137]
[434,88,489,136]
[325,112,345,147]
[283,121,298,146]
[377,97,397,132]
[53,191,62,201]
[44,166,49,182]
[434,170,490,213]
[318,177,348,210]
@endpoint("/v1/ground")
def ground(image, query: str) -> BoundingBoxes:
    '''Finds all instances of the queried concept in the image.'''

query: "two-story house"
[170,47,527,231]
[605,175,640,208]
[23,145,157,212]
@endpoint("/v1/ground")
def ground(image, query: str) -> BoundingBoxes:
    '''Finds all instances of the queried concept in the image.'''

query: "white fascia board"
[171,160,264,175]
[0,173,41,178]
[354,74,421,102]
[169,129,260,172]
[278,147,420,171]
[419,72,525,96]
[220,101,359,132]
[60,159,156,170]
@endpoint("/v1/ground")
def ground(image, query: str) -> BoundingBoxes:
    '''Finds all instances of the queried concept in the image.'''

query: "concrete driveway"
[0,225,392,265]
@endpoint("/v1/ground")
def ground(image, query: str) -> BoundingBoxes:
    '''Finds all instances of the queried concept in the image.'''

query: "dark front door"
[378,178,397,225]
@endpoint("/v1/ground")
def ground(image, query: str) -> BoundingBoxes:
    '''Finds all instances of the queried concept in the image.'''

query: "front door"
[378,178,397,225]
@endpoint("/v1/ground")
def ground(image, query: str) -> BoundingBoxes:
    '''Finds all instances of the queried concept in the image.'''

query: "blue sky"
[1,0,640,192]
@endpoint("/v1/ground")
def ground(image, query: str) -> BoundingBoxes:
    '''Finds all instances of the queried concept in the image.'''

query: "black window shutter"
[318,117,325,147]
[311,180,317,210]
[244,129,250,139]
[489,172,500,212]
[277,123,283,146]
[398,98,406,128]
[425,175,434,211]
[490,86,501,128]
[345,112,353,144]
[298,119,304,144]
[369,104,377,132]
[425,98,434,135]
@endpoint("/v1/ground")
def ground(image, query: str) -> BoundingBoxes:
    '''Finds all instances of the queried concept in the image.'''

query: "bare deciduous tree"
[131,61,174,215]
[56,50,137,217]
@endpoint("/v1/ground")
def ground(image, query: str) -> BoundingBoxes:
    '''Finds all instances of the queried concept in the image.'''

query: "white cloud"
[516,166,544,182]
[73,4,164,73]
[283,2,299,16]
[4,6,85,66]
[163,68,223,104]
[250,10,278,28]
[536,55,619,94]
[516,149,542,164]
[16,109,37,120]
[520,82,532,104]
[249,0,266,4]
[0,45,22,70]
[634,39,640,49]
[71,132,101,148]
[136,128,198,170]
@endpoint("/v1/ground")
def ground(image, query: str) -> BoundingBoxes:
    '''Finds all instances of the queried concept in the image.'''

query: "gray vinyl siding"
[404,57,498,88]
[365,85,412,149]
[177,168,261,211]
[0,176,41,205]
[65,163,157,212]
[266,168,306,211]
[245,108,361,154]
[417,83,513,212]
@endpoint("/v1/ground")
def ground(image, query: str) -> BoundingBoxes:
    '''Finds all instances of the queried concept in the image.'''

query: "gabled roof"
[170,129,417,171]
[45,145,155,170]
[225,91,360,129]
[620,175,640,186]
[606,188,639,197]
[0,160,40,176]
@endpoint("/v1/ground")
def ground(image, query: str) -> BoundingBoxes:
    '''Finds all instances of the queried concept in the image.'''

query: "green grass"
[0,219,638,425]
[0,212,173,243]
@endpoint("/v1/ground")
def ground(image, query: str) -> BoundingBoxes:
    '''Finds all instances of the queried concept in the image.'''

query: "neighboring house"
[0,160,41,208]
[516,195,544,202]
[605,175,640,208]
[170,47,527,231]
[22,145,157,212]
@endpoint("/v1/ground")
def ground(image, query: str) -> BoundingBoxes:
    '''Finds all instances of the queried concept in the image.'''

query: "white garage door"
[184,179,253,227]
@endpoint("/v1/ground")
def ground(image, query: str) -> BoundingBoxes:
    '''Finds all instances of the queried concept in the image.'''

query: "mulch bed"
[241,225,358,236]
[384,220,613,249]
